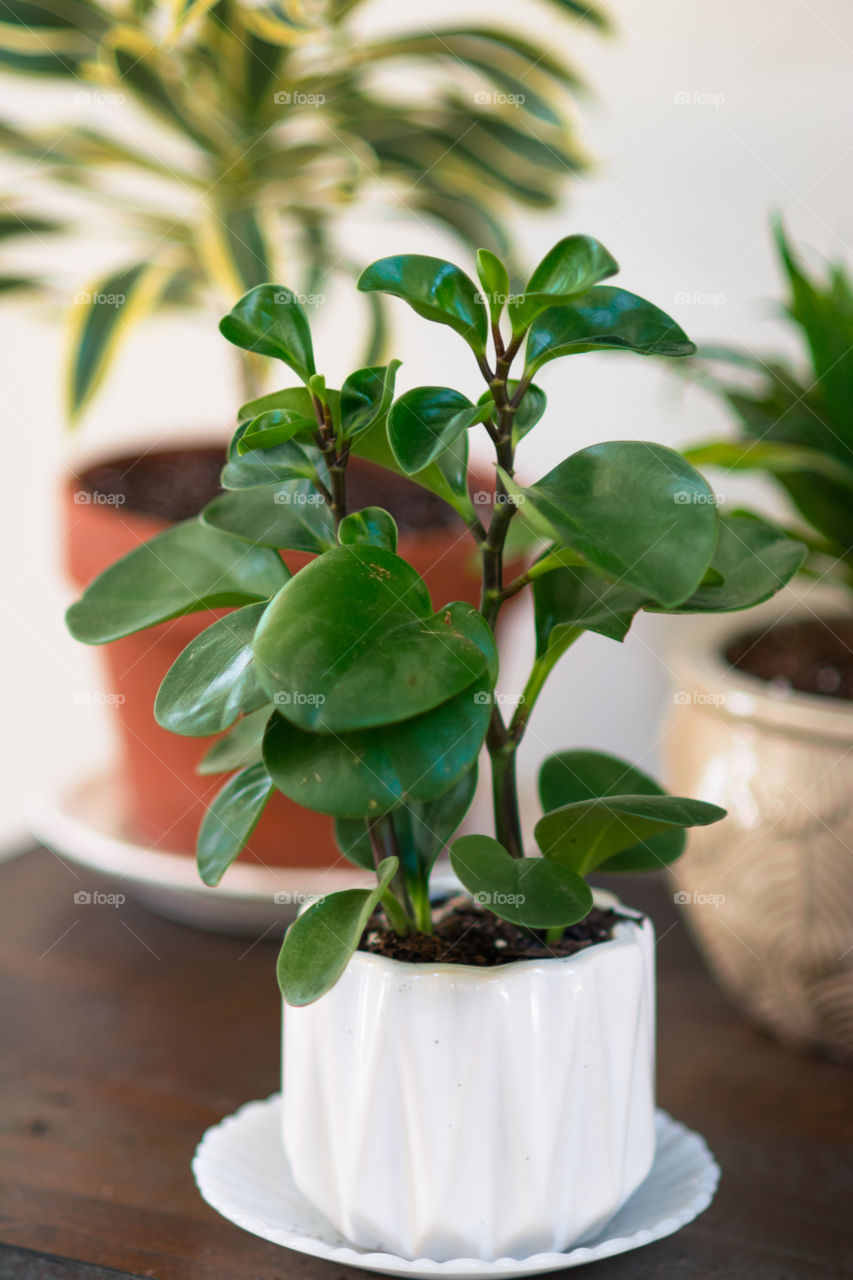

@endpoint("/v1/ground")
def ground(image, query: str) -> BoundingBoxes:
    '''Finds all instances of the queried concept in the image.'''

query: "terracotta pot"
[66,443,509,868]
[664,587,853,1063]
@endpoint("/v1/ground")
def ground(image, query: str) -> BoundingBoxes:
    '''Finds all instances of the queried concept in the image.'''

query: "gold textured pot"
[665,588,853,1063]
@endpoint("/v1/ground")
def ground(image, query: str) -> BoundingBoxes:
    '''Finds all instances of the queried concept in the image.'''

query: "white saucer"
[193,1094,720,1277]
[27,773,374,935]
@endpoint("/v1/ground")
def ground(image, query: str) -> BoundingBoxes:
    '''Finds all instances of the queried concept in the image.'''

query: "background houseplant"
[667,224,853,1062]
[1,0,607,864]
[68,232,805,1257]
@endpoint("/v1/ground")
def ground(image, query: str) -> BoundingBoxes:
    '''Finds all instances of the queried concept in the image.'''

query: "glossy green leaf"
[505,442,718,607]
[237,409,318,454]
[219,284,316,381]
[338,507,398,552]
[155,603,269,737]
[196,763,274,886]
[197,707,271,776]
[66,520,289,644]
[262,680,491,818]
[254,548,493,731]
[388,387,489,475]
[476,248,510,326]
[201,482,335,552]
[539,749,688,873]
[659,514,806,614]
[238,386,317,423]
[525,287,695,374]
[340,360,402,438]
[276,858,398,1006]
[221,430,324,492]
[533,564,647,651]
[358,255,488,355]
[450,834,593,928]
[509,234,618,334]
[535,791,726,877]
[353,414,474,521]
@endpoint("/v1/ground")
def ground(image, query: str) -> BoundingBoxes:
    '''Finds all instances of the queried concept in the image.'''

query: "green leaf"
[221,430,324,492]
[509,234,619,334]
[276,858,398,1006]
[525,287,695,375]
[539,749,688,873]
[238,386,316,422]
[358,254,488,355]
[352,415,474,521]
[388,386,489,475]
[201,482,335,551]
[533,564,647,651]
[262,679,492,818]
[253,548,493,731]
[338,507,398,552]
[196,763,274,886]
[237,409,318,454]
[505,442,718,607]
[658,514,806,614]
[155,603,269,737]
[450,834,593,929]
[535,791,726,877]
[66,520,289,644]
[197,707,271,776]
[476,248,510,326]
[219,284,316,382]
[340,360,402,439]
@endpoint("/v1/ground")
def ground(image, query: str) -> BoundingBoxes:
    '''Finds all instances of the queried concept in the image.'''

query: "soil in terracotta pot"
[726,616,853,702]
[361,897,627,966]
[79,446,462,534]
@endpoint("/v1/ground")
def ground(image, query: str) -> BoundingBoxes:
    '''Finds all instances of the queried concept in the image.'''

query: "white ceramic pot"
[665,588,853,1062]
[281,893,655,1262]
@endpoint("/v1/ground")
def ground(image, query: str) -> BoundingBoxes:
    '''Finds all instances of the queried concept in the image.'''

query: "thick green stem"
[367,818,413,935]
[545,925,564,946]
[509,628,582,744]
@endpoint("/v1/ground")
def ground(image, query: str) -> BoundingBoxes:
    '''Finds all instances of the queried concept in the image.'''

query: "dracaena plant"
[0,0,607,418]
[66,233,807,1005]
[684,223,853,593]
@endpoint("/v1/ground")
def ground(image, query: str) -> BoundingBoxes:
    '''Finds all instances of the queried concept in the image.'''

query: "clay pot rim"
[671,583,853,742]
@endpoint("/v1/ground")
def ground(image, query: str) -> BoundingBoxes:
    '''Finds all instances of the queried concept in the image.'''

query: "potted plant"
[667,223,853,1062]
[68,233,803,1258]
[2,0,608,864]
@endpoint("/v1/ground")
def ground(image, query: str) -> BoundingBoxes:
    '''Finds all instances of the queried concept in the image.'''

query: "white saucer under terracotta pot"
[283,892,657,1262]
[665,586,853,1063]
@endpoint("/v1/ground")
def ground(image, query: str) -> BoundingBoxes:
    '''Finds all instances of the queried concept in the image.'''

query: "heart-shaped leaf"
[358,255,488,355]
[450,834,593,929]
[535,791,726,876]
[196,763,274,886]
[155,602,269,737]
[539,749,688,872]
[655,514,806,614]
[201,482,335,552]
[253,548,493,730]
[508,235,619,334]
[505,441,718,607]
[219,284,315,382]
[197,706,270,775]
[388,386,489,475]
[276,858,398,1006]
[340,361,402,438]
[262,679,491,818]
[66,519,289,644]
[525,287,694,375]
[338,507,398,552]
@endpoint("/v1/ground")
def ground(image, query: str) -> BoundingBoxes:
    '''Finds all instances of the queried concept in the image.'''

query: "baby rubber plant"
[66,234,807,1003]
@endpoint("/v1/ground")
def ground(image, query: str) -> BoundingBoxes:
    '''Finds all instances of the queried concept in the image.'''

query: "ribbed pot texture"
[282,904,655,1261]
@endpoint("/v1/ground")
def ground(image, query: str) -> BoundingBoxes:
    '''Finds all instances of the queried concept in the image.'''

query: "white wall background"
[1,0,851,850]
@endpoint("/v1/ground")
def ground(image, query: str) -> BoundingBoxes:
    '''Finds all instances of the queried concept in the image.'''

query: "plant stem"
[509,628,582,744]
[367,818,412,935]
[545,925,564,947]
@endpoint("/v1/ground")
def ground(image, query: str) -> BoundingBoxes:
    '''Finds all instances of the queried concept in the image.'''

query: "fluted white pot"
[281,894,656,1261]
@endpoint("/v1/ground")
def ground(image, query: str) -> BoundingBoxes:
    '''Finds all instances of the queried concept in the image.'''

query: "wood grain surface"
[1,848,851,1279]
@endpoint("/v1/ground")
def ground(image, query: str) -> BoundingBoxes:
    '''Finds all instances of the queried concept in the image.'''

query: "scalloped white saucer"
[193,1094,719,1277]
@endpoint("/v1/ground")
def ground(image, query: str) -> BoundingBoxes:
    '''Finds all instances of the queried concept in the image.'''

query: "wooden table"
[1,847,851,1279]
